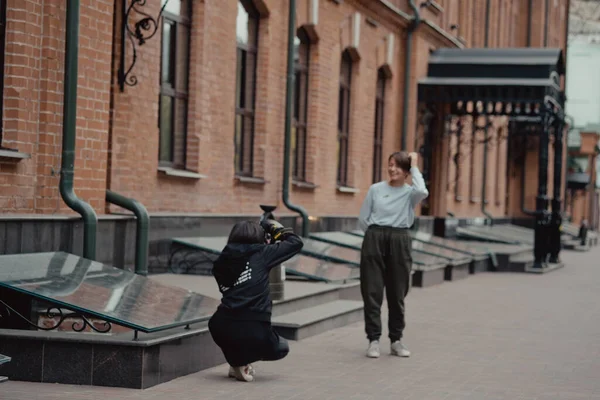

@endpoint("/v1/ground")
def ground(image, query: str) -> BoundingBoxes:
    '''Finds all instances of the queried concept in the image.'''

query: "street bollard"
[259,205,285,301]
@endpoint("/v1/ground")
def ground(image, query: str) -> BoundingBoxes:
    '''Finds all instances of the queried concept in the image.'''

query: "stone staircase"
[270,282,363,341]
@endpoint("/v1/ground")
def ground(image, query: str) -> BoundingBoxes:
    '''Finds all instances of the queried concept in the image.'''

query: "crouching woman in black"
[208,219,304,382]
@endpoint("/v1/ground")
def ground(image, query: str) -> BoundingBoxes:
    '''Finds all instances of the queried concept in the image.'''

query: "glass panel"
[301,238,361,264]
[162,0,181,15]
[176,22,190,92]
[293,70,301,121]
[173,98,187,168]
[235,48,245,108]
[236,1,249,45]
[159,95,174,162]
[336,135,342,184]
[296,127,306,180]
[337,87,344,132]
[244,50,256,110]
[411,251,447,266]
[173,236,228,253]
[297,70,308,124]
[293,36,300,63]
[242,115,254,175]
[0,252,220,333]
[172,237,360,283]
[0,354,10,365]
[234,114,243,173]
[311,232,363,248]
[291,124,298,177]
[376,75,385,99]
[282,255,360,283]
[411,241,472,261]
[340,55,351,85]
[161,21,175,85]
[339,138,348,185]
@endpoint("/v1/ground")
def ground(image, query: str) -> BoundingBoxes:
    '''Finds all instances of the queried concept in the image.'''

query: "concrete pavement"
[3,247,600,400]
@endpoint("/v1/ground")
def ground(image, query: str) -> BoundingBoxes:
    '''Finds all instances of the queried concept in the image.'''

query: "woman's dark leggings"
[209,313,289,367]
[360,225,412,343]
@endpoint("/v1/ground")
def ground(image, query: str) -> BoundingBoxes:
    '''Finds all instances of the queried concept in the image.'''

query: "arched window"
[292,32,310,182]
[158,0,192,168]
[372,69,386,183]
[337,51,352,186]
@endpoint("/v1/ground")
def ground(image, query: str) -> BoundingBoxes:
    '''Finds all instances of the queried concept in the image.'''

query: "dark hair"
[388,151,411,172]
[227,221,265,245]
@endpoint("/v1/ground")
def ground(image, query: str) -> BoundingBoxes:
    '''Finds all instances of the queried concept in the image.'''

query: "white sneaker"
[229,365,255,381]
[229,364,254,377]
[391,341,411,357]
[366,340,380,358]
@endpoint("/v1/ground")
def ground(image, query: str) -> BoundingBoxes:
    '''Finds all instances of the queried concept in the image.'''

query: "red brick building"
[0,0,570,263]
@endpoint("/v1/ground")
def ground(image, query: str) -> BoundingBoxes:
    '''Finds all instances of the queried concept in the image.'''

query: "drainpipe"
[283,0,310,237]
[61,0,98,260]
[481,117,494,225]
[401,1,421,150]
[527,0,533,46]
[106,190,150,276]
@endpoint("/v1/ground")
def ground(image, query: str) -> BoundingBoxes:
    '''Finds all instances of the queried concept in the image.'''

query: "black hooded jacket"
[212,233,304,321]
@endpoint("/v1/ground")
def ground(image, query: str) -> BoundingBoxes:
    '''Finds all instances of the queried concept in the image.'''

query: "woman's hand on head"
[408,152,419,168]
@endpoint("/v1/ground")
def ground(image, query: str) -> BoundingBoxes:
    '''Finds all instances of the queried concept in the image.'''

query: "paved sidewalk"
[3,248,600,400]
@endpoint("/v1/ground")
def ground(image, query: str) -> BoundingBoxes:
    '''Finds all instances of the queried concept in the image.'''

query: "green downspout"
[283,0,310,237]
[106,191,150,276]
[61,0,98,260]
[401,1,421,150]
[480,1,491,223]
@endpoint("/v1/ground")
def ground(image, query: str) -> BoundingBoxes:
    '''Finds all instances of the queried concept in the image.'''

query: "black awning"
[418,48,565,112]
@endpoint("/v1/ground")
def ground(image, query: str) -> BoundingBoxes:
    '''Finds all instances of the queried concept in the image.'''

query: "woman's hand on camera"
[261,219,293,241]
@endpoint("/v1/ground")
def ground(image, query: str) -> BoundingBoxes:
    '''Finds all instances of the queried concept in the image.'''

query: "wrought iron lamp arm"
[118,0,172,91]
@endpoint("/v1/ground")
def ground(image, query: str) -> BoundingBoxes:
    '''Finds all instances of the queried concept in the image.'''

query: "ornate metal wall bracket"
[118,0,172,91]
[0,299,112,334]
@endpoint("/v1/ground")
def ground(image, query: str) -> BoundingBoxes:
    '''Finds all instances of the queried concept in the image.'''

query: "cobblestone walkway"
[3,248,600,400]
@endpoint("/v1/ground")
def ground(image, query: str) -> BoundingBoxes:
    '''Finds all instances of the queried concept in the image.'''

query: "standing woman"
[358,151,428,358]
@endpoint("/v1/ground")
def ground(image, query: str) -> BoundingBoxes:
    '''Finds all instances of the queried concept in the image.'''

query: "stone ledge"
[292,180,318,190]
[0,149,30,162]
[337,185,360,194]
[158,167,206,180]
[234,175,268,185]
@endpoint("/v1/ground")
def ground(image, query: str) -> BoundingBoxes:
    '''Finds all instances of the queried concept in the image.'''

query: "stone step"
[272,284,353,317]
[524,262,565,274]
[444,262,470,281]
[272,300,363,341]
[505,253,535,272]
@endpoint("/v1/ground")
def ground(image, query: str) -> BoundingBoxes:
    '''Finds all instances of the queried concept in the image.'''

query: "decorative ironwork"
[0,299,112,334]
[118,0,172,91]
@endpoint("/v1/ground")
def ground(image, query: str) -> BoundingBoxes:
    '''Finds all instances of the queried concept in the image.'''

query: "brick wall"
[0,0,570,220]
[1,0,113,213]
